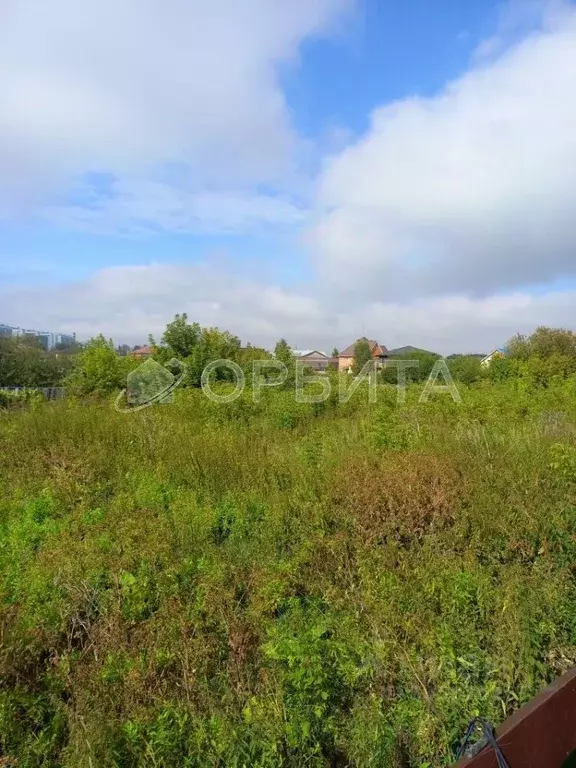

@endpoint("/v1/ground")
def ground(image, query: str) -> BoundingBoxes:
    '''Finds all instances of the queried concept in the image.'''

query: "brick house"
[338,338,388,373]
[132,345,154,360]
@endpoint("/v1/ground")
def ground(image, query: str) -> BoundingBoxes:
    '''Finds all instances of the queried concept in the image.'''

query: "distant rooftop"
[339,338,388,357]
[132,345,154,357]
[292,349,327,358]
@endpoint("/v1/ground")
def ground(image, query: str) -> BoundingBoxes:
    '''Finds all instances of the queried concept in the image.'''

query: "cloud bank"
[0,0,349,212]
[312,5,576,299]
[2,263,576,355]
[2,0,576,353]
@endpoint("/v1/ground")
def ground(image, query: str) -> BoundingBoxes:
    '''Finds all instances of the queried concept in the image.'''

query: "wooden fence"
[454,666,576,767]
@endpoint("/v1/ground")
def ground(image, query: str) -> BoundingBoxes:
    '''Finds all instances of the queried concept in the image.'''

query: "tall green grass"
[1,380,576,766]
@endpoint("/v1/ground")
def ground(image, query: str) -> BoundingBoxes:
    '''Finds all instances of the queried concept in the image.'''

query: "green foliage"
[160,312,201,358]
[382,350,441,384]
[238,345,273,382]
[272,338,296,387]
[447,354,483,384]
[507,326,576,360]
[64,334,135,396]
[156,314,242,387]
[263,598,368,759]
[2,363,576,766]
[126,358,176,406]
[352,338,373,375]
[0,388,45,409]
[273,338,293,366]
[0,336,73,388]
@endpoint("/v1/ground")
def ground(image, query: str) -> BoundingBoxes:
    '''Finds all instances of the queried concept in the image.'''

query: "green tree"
[274,339,293,365]
[161,313,201,358]
[332,347,339,357]
[239,345,272,380]
[447,354,483,384]
[530,326,576,358]
[352,339,374,376]
[506,333,531,360]
[485,355,521,383]
[273,339,295,386]
[507,326,576,360]
[185,327,242,386]
[65,335,134,396]
[381,349,440,384]
[499,326,576,387]
[126,358,176,406]
[151,315,245,387]
[0,337,71,388]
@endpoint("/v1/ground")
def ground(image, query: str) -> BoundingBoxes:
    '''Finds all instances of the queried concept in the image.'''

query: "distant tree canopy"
[160,313,202,359]
[61,316,272,397]
[273,338,293,365]
[152,313,242,387]
[64,335,135,396]
[381,349,440,384]
[479,327,576,387]
[0,336,73,388]
[446,354,483,385]
[352,339,373,375]
[238,345,273,379]
[6,320,576,396]
[507,326,576,360]
[271,338,296,385]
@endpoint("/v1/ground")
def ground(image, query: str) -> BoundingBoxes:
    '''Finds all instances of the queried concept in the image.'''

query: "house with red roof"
[337,338,388,373]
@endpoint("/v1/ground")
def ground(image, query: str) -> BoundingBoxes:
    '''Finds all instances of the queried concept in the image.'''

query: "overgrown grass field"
[2,380,576,766]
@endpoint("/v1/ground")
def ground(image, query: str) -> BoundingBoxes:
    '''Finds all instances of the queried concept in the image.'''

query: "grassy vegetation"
[1,378,576,766]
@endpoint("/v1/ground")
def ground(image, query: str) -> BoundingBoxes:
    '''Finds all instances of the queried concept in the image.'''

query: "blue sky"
[285,0,502,135]
[1,0,576,353]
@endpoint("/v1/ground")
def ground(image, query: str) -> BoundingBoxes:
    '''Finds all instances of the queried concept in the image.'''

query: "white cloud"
[0,0,350,213]
[2,263,576,355]
[312,4,576,300]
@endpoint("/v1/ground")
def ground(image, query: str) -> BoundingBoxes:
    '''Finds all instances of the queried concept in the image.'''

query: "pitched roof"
[133,345,154,356]
[339,338,388,357]
[292,349,328,358]
[480,348,508,365]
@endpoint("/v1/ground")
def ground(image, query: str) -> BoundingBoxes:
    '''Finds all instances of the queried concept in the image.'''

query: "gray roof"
[293,349,328,358]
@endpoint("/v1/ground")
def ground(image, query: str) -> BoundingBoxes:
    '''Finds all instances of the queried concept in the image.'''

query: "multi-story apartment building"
[54,333,76,348]
[0,324,76,350]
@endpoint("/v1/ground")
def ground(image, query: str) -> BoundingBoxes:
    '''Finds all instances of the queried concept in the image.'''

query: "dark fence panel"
[0,386,66,401]
[454,666,576,768]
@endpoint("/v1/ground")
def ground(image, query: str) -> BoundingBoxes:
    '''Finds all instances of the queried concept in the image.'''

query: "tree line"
[2,318,576,397]
[0,336,82,388]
